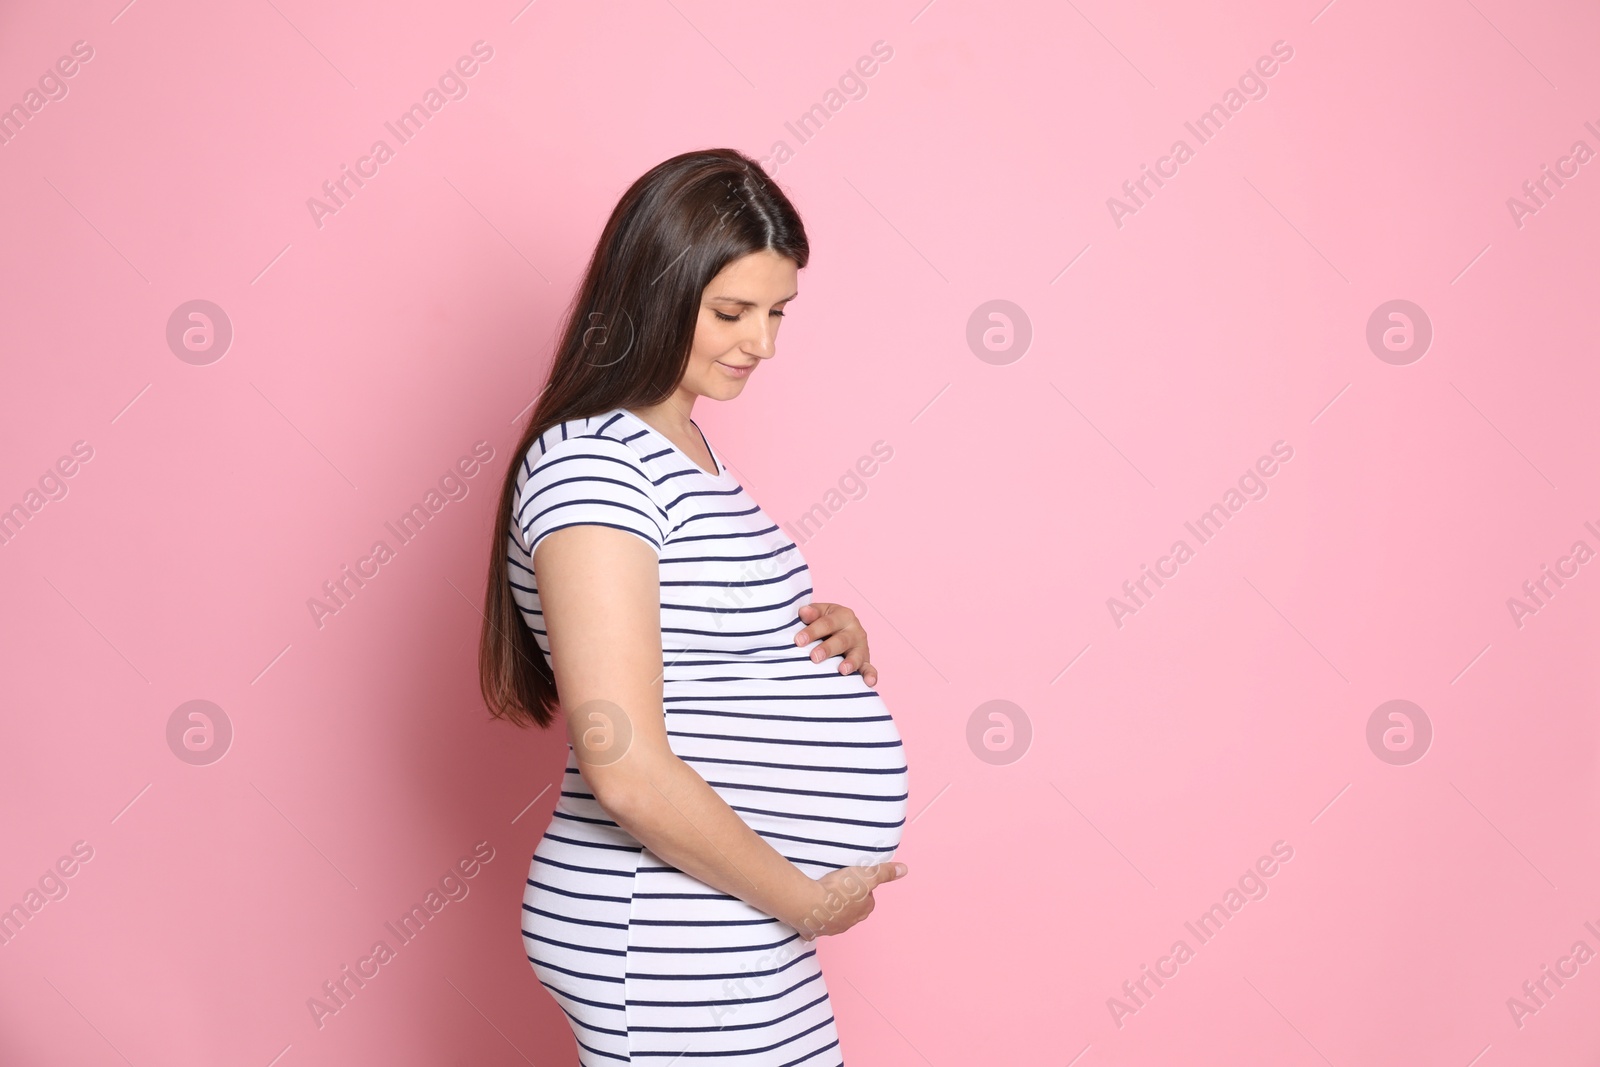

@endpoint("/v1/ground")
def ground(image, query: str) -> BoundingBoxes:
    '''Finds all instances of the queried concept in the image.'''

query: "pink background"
[3,0,1598,1063]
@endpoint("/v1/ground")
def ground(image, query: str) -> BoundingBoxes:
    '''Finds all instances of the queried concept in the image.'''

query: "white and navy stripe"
[510,407,908,1065]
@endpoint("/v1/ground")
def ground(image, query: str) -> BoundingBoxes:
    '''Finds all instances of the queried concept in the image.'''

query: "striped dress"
[508,406,908,1066]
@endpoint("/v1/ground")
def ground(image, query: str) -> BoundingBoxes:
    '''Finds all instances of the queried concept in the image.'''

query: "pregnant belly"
[662,661,908,873]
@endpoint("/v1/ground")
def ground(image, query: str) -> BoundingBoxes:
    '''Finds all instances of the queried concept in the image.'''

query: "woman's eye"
[712,308,787,323]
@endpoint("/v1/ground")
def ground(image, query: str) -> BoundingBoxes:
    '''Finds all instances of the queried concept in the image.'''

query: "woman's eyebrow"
[708,292,799,306]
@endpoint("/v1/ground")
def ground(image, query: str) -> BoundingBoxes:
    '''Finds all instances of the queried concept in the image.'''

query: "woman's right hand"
[786,862,908,941]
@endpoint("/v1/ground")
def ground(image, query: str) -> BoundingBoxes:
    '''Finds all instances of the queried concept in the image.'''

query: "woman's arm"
[533,523,833,931]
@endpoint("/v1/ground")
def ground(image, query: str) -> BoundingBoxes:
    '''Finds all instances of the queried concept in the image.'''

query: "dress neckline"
[616,407,734,483]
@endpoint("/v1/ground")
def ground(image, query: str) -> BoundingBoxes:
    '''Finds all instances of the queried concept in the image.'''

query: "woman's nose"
[748,318,777,356]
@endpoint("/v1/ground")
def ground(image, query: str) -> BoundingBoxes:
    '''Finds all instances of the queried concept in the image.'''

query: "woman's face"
[676,250,798,404]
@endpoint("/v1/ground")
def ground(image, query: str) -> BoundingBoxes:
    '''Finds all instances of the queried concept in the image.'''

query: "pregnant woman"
[477,148,910,1065]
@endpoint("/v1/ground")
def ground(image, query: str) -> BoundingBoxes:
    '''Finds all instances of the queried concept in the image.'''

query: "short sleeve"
[514,435,666,559]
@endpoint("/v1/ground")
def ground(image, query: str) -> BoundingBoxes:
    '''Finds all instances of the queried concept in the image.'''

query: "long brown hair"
[478,148,811,729]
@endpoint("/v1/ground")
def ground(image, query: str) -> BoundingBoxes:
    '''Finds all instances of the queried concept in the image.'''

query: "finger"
[810,632,854,662]
[794,603,823,637]
[799,613,846,647]
[794,605,837,646]
[868,862,908,887]
[849,865,883,889]
[860,664,878,687]
[838,650,871,677]
[794,603,814,642]
[799,602,841,624]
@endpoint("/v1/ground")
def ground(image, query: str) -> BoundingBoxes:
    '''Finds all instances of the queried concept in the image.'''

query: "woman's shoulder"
[517,407,652,480]
[510,408,668,558]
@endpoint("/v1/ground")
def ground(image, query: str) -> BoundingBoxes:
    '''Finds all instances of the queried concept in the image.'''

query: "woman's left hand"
[796,602,876,686]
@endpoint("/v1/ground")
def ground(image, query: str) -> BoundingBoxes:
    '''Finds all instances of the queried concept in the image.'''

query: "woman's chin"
[706,379,750,400]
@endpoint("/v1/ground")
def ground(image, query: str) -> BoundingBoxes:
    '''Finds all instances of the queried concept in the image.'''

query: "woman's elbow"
[587,759,667,824]
[590,778,638,823]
